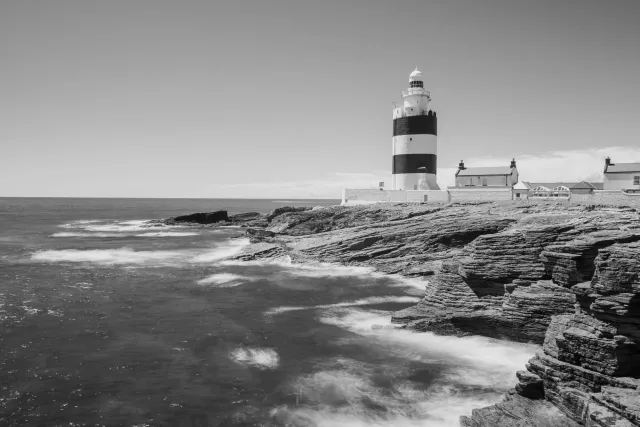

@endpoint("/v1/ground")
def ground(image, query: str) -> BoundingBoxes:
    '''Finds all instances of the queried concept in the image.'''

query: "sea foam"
[196,273,250,286]
[32,238,250,266]
[230,347,279,370]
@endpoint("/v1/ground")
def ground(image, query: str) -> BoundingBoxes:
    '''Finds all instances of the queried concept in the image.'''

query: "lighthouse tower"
[392,68,440,191]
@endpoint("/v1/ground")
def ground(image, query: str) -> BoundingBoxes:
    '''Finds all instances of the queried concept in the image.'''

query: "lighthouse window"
[410,81,423,88]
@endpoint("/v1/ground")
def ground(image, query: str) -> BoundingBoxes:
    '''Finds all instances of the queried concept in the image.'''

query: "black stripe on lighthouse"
[392,154,437,174]
[393,115,437,136]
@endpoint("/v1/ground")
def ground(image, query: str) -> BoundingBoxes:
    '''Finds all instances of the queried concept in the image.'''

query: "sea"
[0,198,539,427]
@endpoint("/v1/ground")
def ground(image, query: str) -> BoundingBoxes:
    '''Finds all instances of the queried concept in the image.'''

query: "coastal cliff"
[171,202,640,426]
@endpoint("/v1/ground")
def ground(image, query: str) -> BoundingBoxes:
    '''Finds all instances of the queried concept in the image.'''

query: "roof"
[457,166,515,177]
[513,182,529,190]
[522,182,604,190]
[409,68,423,79]
[605,162,640,173]
[590,182,604,190]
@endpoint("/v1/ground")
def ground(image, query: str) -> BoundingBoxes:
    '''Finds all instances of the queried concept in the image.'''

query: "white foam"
[59,219,102,228]
[52,232,128,238]
[221,256,427,292]
[135,232,199,237]
[318,307,538,382]
[230,347,279,369]
[196,273,250,286]
[59,219,166,233]
[273,321,539,427]
[265,296,421,316]
[52,231,199,238]
[32,248,185,265]
[189,238,250,263]
[32,238,250,266]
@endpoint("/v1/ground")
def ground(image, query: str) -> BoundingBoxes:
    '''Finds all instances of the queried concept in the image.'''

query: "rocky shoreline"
[163,202,640,426]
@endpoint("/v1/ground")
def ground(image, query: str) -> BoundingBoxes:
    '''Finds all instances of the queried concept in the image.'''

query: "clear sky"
[2,0,639,198]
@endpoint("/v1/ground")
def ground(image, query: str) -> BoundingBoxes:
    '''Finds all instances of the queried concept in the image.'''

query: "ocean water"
[0,198,538,427]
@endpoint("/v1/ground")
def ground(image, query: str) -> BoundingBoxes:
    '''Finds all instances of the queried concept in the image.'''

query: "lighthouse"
[392,68,440,190]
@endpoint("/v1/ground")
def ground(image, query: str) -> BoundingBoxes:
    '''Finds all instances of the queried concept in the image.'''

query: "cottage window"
[482,178,487,186]
[634,176,640,185]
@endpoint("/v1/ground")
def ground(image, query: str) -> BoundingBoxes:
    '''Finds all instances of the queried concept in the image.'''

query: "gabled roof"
[512,182,529,190]
[590,182,604,190]
[571,181,596,190]
[456,166,515,177]
[605,162,640,173]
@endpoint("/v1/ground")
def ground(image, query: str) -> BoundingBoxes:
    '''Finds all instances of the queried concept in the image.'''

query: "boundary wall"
[522,190,640,207]
[342,188,640,208]
[342,189,449,205]
[448,188,512,202]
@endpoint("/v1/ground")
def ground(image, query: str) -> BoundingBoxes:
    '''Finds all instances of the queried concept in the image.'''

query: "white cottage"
[455,159,519,188]
[603,157,640,191]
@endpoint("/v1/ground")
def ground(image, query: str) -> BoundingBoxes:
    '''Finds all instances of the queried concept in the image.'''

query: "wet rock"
[459,391,579,427]
[245,227,276,243]
[515,371,545,399]
[171,210,228,224]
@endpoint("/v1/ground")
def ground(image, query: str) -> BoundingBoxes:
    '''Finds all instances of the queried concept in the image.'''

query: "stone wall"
[448,188,513,202]
[342,189,449,205]
[343,188,640,208]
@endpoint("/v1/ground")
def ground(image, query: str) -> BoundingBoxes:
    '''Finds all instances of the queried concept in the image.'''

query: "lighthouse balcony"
[402,88,431,98]
[393,107,437,120]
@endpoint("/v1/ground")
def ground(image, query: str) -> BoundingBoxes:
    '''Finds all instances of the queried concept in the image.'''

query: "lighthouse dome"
[409,68,423,81]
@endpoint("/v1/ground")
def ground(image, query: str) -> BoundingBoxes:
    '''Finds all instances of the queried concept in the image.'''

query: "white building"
[603,157,640,191]
[455,159,519,187]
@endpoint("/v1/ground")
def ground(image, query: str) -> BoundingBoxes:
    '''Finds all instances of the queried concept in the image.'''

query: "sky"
[2,0,639,198]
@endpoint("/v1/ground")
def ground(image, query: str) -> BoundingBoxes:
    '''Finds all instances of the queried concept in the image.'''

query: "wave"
[318,307,538,380]
[31,247,186,265]
[52,232,128,238]
[221,256,427,292]
[230,347,279,370]
[189,238,249,263]
[135,232,199,237]
[196,273,250,286]
[31,238,250,266]
[272,312,539,427]
[59,219,167,233]
[265,296,421,316]
[52,231,198,238]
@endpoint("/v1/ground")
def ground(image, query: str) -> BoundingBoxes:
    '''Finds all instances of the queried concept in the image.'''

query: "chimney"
[458,160,466,170]
[605,157,611,172]
[510,158,517,168]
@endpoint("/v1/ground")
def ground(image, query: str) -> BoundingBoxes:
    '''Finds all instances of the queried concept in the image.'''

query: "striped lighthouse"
[392,68,440,191]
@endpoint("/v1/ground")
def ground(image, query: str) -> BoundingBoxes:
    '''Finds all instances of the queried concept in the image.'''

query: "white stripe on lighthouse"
[392,134,437,156]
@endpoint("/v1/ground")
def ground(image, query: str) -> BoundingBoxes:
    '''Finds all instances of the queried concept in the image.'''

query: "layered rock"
[503,242,640,426]
[172,202,640,426]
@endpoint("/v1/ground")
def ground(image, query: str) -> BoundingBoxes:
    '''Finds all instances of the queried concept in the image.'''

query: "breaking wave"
[230,347,279,370]
[31,238,250,266]
[265,296,421,316]
[51,231,198,238]
[196,273,251,286]
[272,307,538,426]
[221,257,427,292]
